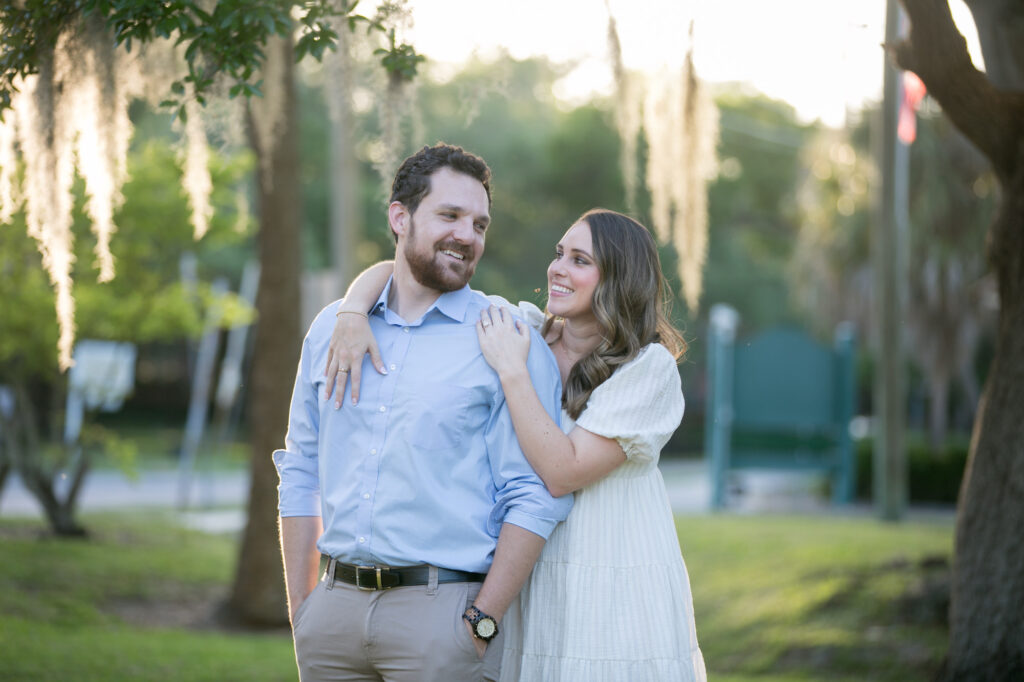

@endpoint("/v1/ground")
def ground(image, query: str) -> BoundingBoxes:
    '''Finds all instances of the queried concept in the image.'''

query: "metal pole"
[707,304,738,510]
[873,0,909,521]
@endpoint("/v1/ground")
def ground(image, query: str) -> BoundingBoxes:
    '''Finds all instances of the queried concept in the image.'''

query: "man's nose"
[451,217,476,242]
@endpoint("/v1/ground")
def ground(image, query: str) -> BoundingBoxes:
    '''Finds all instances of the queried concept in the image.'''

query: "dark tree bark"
[224,34,302,626]
[1,382,88,536]
[0,455,9,500]
[894,1,1024,679]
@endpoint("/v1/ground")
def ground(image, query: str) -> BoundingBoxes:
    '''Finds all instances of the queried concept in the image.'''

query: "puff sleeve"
[574,344,684,464]
[483,294,547,332]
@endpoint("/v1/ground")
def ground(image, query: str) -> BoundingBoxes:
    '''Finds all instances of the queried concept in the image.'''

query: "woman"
[327,209,705,681]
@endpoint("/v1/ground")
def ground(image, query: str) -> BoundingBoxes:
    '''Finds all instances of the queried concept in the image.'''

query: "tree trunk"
[940,172,1024,679]
[224,34,302,626]
[892,2,1024,677]
[1,382,86,536]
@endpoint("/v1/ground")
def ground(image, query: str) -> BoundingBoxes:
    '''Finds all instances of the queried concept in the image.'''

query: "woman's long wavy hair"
[542,209,687,420]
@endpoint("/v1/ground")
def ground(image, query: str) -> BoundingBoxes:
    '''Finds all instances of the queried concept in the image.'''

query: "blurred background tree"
[792,104,996,448]
[704,92,815,332]
[0,139,253,535]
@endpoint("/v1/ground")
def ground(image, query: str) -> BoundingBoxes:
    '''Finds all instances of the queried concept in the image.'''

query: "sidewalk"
[1,460,954,529]
[0,468,251,532]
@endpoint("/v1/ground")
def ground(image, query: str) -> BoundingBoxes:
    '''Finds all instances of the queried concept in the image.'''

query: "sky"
[405,0,985,127]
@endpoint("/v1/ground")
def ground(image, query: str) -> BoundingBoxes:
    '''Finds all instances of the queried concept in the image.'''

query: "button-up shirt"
[274,279,572,573]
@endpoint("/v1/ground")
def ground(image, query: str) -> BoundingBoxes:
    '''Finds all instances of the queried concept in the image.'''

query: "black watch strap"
[463,605,499,642]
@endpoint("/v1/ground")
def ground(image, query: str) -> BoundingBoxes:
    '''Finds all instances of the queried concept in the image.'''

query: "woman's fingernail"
[379,365,388,374]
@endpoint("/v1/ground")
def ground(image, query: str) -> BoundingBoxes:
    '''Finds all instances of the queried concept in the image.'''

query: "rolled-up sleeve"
[273,333,322,517]
[487,328,573,538]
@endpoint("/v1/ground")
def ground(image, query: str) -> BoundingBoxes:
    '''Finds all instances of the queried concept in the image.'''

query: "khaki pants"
[292,570,503,682]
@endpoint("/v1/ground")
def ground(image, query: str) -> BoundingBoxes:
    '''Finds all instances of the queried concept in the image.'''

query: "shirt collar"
[372,276,472,325]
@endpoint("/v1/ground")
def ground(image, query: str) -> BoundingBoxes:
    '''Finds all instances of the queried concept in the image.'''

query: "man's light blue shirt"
[274,279,572,573]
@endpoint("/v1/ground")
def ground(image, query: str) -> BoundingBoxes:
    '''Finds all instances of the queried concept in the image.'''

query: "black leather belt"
[320,555,485,591]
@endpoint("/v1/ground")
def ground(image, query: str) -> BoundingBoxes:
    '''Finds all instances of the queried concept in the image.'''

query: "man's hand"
[464,620,488,659]
[289,594,307,624]
[280,516,323,628]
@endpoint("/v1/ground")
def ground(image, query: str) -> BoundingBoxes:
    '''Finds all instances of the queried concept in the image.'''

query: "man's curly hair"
[388,144,492,242]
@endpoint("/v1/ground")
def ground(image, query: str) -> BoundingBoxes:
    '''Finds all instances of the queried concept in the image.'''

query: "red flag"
[898,71,927,144]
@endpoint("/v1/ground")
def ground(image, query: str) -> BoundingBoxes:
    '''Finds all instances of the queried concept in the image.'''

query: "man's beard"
[403,217,477,292]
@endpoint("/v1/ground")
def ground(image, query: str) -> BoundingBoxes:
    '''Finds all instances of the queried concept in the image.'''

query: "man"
[274,143,571,681]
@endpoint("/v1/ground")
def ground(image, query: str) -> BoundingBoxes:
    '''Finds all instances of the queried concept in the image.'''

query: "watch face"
[476,617,497,639]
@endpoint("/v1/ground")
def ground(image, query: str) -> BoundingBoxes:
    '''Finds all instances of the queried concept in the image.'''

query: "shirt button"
[358,536,366,544]
[379,405,386,412]
[403,327,409,333]
[363,493,370,500]
[389,364,396,371]
[370,448,377,455]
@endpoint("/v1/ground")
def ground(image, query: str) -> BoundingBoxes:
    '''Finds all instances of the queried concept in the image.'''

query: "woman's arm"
[325,261,394,406]
[477,306,625,496]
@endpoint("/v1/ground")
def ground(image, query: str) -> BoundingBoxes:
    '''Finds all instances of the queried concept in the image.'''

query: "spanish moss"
[607,8,717,313]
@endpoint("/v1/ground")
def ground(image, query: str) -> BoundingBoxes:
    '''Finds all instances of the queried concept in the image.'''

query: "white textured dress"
[495,302,706,682]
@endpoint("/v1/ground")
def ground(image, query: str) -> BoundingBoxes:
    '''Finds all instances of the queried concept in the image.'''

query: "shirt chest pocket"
[401,383,480,452]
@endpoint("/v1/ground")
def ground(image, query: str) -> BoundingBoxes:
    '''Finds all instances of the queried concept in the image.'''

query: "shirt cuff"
[273,449,322,517]
[502,509,561,540]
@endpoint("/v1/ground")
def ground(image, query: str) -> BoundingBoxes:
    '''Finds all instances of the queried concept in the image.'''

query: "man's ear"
[388,202,409,239]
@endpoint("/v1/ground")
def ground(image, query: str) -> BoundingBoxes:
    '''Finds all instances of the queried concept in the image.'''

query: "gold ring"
[481,321,491,327]
[339,368,349,373]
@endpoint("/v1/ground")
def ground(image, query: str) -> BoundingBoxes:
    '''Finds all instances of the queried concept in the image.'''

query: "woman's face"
[547,221,600,323]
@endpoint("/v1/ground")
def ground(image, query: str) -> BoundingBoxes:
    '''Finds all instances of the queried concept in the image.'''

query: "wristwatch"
[463,605,499,642]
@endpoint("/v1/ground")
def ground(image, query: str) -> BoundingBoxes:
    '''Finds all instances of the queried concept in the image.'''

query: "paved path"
[1,468,249,515]
[1,460,953,531]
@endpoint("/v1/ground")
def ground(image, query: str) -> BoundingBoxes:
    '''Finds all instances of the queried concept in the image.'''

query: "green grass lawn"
[0,512,297,682]
[0,511,952,681]
[679,515,953,682]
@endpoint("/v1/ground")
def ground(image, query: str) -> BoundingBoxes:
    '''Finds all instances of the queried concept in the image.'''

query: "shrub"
[855,435,969,504]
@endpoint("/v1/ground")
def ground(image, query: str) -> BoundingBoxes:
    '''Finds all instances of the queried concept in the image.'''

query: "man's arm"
[470,327,572,654]
[280,515,324,623]
[465,523,546,656]
[274,323,326,623]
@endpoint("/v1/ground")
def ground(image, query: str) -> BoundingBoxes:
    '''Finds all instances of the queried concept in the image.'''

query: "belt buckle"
[355,565,385,590]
